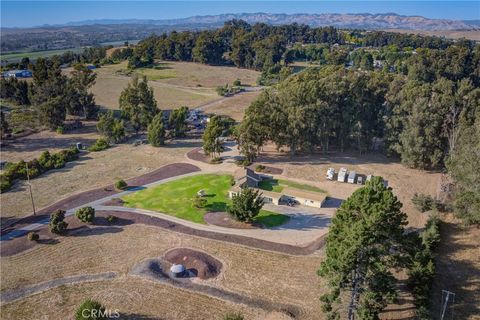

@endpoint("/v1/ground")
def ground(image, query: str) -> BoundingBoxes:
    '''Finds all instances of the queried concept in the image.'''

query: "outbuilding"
[281,187,327,208]
[170,264,186,278]
[337,168,348,182]
[347,171,357,184]
[3,69,32,78]
[326,168,335,180]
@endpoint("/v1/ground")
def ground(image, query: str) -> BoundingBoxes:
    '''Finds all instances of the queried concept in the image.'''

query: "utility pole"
[25,163,36,215]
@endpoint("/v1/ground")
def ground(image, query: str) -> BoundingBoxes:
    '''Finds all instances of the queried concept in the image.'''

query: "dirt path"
[0,272,118,303]
[194,87,263,111]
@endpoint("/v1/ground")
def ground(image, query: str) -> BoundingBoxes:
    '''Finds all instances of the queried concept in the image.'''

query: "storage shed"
[337,168,348,182]
[281,187,327,208]
[347,171,357,184]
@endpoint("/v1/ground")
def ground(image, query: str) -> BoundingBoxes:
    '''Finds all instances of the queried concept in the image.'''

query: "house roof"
[282,187,327,203]
[229,186,282,200]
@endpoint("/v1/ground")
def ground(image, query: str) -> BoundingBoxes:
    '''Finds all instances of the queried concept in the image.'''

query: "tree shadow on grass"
[202,194,216,198]
[206,201,228,212]
[67,226,124,237]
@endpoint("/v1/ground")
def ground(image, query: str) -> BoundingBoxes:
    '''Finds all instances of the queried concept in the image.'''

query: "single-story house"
[228,185,283,205]
[228,168,326,208]
[2,69,32,78]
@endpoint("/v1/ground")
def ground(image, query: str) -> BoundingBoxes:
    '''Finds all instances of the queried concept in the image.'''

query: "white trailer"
[347,171,357,184]
[337,168,348,182]
[326,168,335,180]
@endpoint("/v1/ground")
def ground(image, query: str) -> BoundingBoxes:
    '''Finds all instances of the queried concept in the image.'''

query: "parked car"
[357,176,363,185]
[286,199,298,207]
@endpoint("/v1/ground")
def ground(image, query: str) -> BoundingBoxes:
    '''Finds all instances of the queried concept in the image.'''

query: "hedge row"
[0,147,80,193]
[407,214,441,319]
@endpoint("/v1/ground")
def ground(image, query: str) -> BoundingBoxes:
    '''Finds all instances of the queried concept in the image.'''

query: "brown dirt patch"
[204,212,260,229]
[164,247,222,280]
[186,147,210,163]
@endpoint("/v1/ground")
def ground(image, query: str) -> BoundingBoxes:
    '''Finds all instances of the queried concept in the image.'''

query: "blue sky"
[1,1,479,28]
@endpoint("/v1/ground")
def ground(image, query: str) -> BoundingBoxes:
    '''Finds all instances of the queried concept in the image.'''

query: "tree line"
[235,41,479,225]
[1,46,108,71]
[1,58,99,131]
[126,20,461,72]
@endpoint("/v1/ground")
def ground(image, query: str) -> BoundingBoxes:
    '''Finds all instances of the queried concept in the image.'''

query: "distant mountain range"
[2,12,478,55]
[38,13,479,31]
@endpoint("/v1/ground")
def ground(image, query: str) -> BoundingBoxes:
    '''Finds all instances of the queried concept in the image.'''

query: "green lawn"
[1,48,84,62]
[122,174,289,227]
[258,178,327,193]
[135,63,177,81]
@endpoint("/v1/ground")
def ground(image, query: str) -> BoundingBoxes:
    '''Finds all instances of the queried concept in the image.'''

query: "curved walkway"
[2,150,334,253]
[0,272,118,303]
[0,163,201,239]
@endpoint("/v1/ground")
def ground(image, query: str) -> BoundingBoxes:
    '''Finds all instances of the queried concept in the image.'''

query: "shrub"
[0,174,12,193]
[115,179,128,190]
[192,195,207,208]
[76,206,96,223]
[412,193,435,212]
[88,138,110,152]
[233,79,241,86]
[0,147,80,194]
[224,313,244,320]
[27,232,39,241]
[56,126,64,134]
[106,215,118,223]
[422,213,441,250]
[38,150,55,170]
[210,157,222,164]
[49,209,68,234]
[255,164,266,172]
[75,298,106,320]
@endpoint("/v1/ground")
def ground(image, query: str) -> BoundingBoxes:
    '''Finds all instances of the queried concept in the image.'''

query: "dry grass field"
[431,215,480,319]
[200,91,261,121]
[1,278,262,320]
[387,29,480,41]
[84,61,260,110]
[0,224,325,319]
[0,130,196,223]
